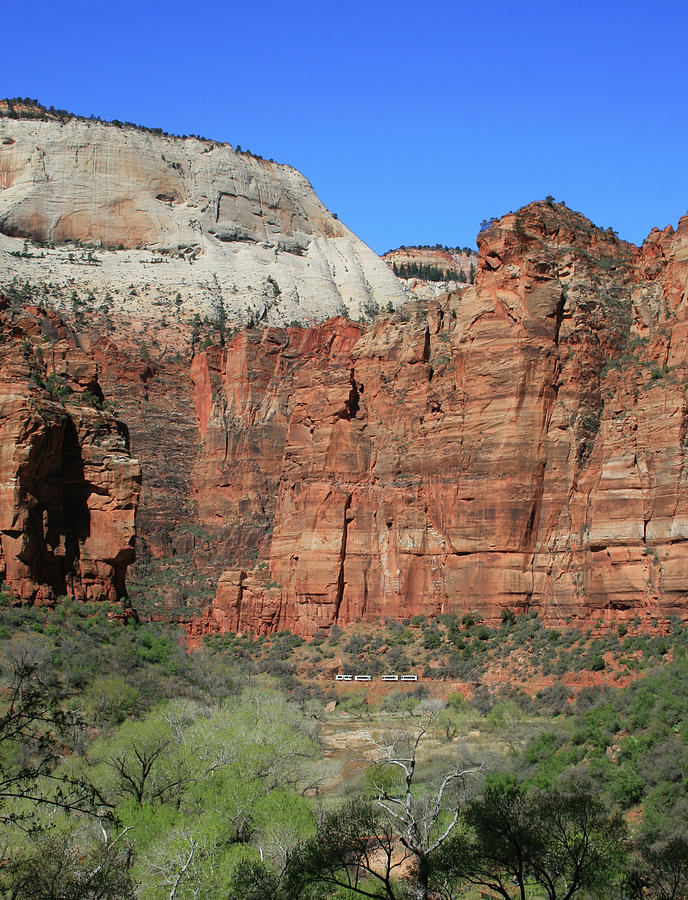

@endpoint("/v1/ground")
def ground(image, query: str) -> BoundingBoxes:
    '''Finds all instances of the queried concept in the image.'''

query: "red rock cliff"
[192,202,688,636]
[0,300,141,603]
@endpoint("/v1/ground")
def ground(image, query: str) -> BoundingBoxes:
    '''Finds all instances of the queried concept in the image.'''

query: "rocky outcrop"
[0,110,407,325]
[383,245,477,280]
[195,201,688,636]
[0,300,141,603]
[383,245,477,300]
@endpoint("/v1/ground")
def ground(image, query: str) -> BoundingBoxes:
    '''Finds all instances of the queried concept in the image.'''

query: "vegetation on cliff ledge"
[0,98,277,158]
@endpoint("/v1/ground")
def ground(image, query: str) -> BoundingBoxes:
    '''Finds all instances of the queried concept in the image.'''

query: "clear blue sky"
[5,0,688,254]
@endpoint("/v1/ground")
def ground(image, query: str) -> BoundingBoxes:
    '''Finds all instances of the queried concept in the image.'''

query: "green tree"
[634,834,688,899]
[285,796,399,899]
[2,822,133,899]
[433,777,628,900]
[82,674,139,726]
[84,688,321,897]
[85,705,189,807]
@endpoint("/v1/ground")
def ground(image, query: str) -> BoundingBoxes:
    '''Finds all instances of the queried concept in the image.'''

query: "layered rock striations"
[0,109,407,324]
[193,202,688,637]
[0,299,141,603]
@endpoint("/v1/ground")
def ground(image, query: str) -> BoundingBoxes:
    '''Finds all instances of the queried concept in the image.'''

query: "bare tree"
[0,668,111,830]
[370,720,483,900]
[285,718,481,900]
[143,830,202,900]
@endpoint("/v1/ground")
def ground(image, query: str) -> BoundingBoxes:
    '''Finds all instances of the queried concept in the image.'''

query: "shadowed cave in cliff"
[22,417,91,596]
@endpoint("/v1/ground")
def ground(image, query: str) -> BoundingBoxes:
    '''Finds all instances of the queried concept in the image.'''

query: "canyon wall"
[191,202,688,636]
[0,299,141,603]
[1,106,687,635]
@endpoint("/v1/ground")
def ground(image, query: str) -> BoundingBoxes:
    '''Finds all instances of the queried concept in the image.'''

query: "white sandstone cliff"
[0,116,408,323]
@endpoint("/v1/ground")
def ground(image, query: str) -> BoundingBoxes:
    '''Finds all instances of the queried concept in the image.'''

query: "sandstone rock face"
[0,300,141,603]
[0,114,407,324]
[3,120,687,640]
[195,202,688,637]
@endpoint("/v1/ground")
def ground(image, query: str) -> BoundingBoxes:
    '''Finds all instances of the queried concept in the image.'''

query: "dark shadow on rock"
[21,416,91,596]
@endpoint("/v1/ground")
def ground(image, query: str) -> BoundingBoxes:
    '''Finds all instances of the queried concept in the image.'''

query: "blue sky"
[5,0,688,253]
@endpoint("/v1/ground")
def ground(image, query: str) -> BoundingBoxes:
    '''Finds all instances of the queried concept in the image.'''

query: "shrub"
[589,654,606,671]
[536,682,572,716]
[422,626,444,650]
[500,608,516,627]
